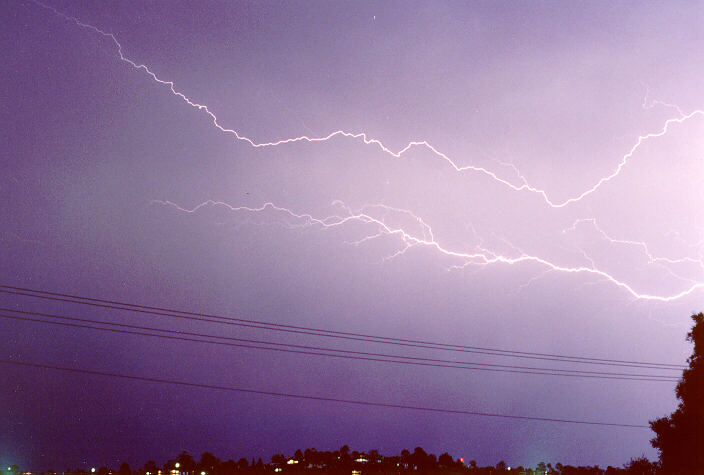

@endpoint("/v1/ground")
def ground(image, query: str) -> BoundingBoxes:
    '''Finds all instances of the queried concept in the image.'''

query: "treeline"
[38,447,657,475]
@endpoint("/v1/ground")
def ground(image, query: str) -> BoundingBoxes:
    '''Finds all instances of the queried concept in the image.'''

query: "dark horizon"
[2,0,704,471]
[1,443,654,473]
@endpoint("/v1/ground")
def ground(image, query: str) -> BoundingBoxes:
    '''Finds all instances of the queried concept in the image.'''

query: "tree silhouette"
[623,455,657,474]
[650,312,704,472]
[143,461,159,475]
[438,452,453,468]
[198,452,220,475]
[177,452,196,473]
[338,445,352,467]
[237,458,248,471]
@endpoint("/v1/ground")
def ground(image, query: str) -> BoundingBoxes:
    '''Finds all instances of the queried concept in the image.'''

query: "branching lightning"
[32,0,704,209]
[32,1,704,304]
[153,200,704,302]
[564,219,704,270]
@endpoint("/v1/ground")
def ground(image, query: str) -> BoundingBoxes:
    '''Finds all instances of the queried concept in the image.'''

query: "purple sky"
[2,0,704,470]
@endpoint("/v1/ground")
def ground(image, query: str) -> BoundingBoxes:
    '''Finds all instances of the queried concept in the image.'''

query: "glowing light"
[31,1,704,306]
[564,218,704,271]
[155,199,704,302]
[30,0,704,209]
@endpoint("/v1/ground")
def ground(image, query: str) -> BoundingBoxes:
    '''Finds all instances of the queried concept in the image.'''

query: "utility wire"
[0,358,650,429]
[0,284,686,370]
[0,310,680,382]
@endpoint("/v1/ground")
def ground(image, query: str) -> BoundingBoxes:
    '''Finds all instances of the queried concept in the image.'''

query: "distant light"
[508,468,511,471]
[274,469,281,473]
[200,471,206,475]
[91,470,96,473]
[174,464,180,469]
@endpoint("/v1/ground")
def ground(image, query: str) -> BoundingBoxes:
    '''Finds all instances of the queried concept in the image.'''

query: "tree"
[438,453,453,468]
[623,455,657,474]
[143,461,159,475]
[177,452,196,473]
[649,312,704,472]
[118,463,131,475]
[198,452,220,474]
[368,449,381,465]
[220,460,236,475]
[411,447,429,470]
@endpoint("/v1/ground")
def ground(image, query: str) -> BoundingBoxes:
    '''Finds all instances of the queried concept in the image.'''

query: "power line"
[0,284,686,370]
[0,309,679,382]
[0,358,651,429]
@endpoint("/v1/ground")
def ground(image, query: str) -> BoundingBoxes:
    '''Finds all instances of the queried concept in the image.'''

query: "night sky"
[2,0,704,470]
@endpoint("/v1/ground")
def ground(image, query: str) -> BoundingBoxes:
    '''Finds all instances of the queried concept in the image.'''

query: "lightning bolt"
[562,218,704,288]
[641,86,686,117]
[153,200,704,302]
[32,1,704,209]
[564,218,704,270]
[30,1,704,303]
